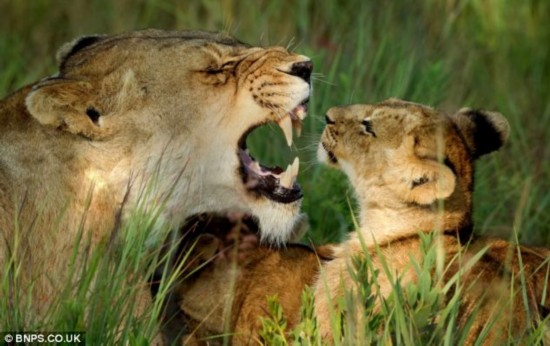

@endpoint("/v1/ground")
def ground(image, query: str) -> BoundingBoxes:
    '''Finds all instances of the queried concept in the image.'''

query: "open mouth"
[238,99,308,204]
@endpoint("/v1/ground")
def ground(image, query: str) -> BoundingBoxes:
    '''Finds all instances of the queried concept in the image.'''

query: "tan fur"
[170,215,333,345]
[179,245,330,345]
[315,99,549,344]
[0,30,311,321]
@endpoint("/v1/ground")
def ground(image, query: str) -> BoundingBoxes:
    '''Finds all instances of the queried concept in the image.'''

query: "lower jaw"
[246,198,302,243]
[258,189,302,204]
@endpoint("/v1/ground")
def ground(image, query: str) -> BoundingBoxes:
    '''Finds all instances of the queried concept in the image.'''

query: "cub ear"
[179,234,220,275]
[387,158,456,205]
[25,79,108,140]
[193,234,220,262]
[405,159,456,205]
[452,108,510,159]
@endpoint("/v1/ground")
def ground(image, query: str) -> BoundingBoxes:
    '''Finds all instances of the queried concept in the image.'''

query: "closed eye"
[362,119,376,137]
[206,61,236,75]
[221,61,236,69]
[205,67,222,74]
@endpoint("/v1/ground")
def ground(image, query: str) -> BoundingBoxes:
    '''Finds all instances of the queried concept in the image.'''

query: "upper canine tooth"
[278,115,293,146]
[279,164,293,188]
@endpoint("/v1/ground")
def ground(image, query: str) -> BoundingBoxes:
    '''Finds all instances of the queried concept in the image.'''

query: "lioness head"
[318,98,509,235]
[25,30,311,242]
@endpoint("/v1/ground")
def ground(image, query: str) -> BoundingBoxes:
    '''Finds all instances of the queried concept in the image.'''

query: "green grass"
[1,0,549,344]
[259,233,550,345]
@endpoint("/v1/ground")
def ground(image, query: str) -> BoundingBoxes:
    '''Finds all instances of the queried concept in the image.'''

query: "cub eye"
[362,118,376,137]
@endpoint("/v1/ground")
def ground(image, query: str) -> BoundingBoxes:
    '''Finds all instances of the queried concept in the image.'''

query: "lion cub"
[316,98,549,344]
[162,214,332,345]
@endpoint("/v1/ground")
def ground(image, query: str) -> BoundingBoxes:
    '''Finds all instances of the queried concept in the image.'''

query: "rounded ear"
[386,158,456,205]
[56,34,105,70]
[25,79,108,140]
[179,234,220,275]
[193,234,221,262]
[451,108,510,159]
[406,160,456,205]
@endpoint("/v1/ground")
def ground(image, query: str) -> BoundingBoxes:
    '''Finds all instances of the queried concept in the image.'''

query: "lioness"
[173,99,549,345]
[0,30,311,324]
[316,99,550,344]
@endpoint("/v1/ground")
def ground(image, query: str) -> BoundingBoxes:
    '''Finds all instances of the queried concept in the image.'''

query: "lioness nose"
[289,61,313,84]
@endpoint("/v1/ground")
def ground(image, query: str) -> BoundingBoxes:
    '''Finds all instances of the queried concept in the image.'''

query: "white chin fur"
[250,199,302,245]
[317,143,329,163]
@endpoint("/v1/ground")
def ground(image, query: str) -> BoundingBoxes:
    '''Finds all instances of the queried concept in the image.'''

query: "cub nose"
[289,60,313,84]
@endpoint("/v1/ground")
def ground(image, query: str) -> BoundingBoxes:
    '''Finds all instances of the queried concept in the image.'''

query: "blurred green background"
[1,0,548,246]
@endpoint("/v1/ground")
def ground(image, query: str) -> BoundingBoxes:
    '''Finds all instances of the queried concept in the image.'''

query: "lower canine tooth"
[291,157,299,178]
[279,164,293,188]
[278,116,293,146]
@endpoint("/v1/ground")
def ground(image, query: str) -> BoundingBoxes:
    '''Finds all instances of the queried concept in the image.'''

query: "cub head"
[318,98,509,207]
[25,30,312,242]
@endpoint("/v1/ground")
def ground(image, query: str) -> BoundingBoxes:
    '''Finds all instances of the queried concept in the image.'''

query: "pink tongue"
[239,149,253,165]
[239,149,281,178]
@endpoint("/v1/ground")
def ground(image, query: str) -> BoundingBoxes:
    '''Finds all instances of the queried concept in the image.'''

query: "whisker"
[311,77,335,86]
[300,160,323,174]
[297,141,321,151]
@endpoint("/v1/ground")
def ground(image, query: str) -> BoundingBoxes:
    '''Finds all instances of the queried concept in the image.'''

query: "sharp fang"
[292,118,302,137]
[296,106,307,120]
[291,157,299,179]
[278,115,293,146]
[279,164,293,188]
[279,158,299,189]
[251,161,262,172]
